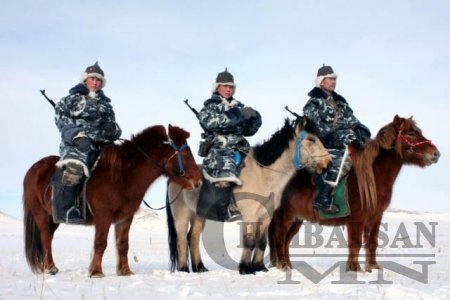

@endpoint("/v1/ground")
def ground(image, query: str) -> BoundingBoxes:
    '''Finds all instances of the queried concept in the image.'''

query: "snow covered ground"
[0,208,449,299]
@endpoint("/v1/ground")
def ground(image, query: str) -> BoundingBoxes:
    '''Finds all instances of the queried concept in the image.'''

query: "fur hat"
[80,62,106,88]
[315,64,337,87]
[212,68,236,93]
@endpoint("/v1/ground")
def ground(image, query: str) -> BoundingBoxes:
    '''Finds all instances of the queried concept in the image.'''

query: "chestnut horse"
[23,125,202,277]
[166,117,332,274]
[269,115,440,272]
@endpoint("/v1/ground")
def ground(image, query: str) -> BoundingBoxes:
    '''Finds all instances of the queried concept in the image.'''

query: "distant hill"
[0,210,19,223]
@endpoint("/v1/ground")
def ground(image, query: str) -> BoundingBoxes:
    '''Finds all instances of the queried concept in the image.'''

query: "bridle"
[293,129,309,170]
[121,137,190,177]
[398,134,435,152]
[163,139,189,177]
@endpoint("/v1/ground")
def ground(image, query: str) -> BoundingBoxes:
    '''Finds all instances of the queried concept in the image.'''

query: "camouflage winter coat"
[198,93,262,184]
[55,83,121,145]
[55,84,121,167]
[303,87,370,149]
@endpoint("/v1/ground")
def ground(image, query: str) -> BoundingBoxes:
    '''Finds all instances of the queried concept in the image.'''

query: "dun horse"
[166,117,332,274]
[269,115,440,272]
[23,125,202,277]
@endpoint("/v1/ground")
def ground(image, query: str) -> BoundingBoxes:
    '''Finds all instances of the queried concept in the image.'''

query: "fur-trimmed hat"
[212,68,236,93]
[315,64,337,87]
[80,61,106,88]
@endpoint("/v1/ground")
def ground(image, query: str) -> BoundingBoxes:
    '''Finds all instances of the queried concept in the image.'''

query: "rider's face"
[85,77,103,93]
[320,77,336,94]
[217,84,234,99]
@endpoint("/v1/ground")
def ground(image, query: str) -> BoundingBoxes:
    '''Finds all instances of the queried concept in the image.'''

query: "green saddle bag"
[316,176,351,219]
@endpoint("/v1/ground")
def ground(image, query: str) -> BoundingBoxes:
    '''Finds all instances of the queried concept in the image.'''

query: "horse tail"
[352,140,379,213]
[23,193,44,274]
[166,180,179,272]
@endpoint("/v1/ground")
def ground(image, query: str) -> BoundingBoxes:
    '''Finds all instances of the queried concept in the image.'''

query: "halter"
[164,139,189,176]
[398,134,435,152]
[293,129,308,170]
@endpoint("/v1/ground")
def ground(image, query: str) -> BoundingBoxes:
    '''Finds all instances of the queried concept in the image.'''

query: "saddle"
[316,176,351,219]
[51,167,88,224]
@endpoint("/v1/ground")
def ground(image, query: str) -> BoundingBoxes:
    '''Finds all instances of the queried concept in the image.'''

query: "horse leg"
[115,217,134,276]
[284,220,303,270]
[252,218,270,273]
[188,216,208,272]
[34,212,60,274]
[174,213,190,272]
[270,209,298,271]
[364,217,382,272]
[89,221,111,277]
[239,222,257,275]
[346,221,364,272]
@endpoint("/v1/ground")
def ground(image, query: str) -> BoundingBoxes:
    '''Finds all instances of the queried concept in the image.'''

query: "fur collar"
[307,87,347,103]
[69,83,110,102]
[204,92,241,107]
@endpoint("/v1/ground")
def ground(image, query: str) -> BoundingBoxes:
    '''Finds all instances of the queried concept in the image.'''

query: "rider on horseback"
[55,62,121,185]
[303,65,371,214]
[197,68,262,221]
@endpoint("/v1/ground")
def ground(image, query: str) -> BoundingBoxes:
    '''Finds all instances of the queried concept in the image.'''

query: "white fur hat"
[80,61,106,88]
[315,64,337,87]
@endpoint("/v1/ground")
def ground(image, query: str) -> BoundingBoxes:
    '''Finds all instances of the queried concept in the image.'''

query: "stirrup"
[313,201,340,214]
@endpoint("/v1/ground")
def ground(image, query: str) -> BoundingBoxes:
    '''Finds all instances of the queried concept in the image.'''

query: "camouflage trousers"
[202,146,242,185]
[57,142,99,176]
[322,148,352,186]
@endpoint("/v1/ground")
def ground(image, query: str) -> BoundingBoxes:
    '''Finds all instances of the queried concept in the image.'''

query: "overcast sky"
[1,0,449,218]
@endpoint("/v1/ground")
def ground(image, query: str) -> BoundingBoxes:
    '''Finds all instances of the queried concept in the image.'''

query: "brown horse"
[23,124,202,277]
[269,115,440,272]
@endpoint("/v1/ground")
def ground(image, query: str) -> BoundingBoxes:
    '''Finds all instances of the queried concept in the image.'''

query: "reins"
[116,137,190,210]
[141,184,184,211]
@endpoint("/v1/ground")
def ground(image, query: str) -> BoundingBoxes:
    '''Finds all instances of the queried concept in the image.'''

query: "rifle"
[183,99,199,117]
[183,99,211,157]
[284,106,301,118]
[40,89,56,108]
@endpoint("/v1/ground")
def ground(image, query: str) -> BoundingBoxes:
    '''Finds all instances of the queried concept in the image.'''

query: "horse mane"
[351,139,379,213]
[252,117,318,167]
[252,119,295,166]
[100,125,169,181]
[351,116,419,213]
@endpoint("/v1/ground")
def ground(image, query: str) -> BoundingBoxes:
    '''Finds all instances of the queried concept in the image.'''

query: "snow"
[1,208,449,299]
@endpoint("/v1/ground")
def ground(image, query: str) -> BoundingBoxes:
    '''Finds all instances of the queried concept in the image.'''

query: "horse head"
[377,115,440,167]
[293,116,331,174]
[164,124,202,189]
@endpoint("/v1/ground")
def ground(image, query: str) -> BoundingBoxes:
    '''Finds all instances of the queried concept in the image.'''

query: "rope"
[141,184,184,211]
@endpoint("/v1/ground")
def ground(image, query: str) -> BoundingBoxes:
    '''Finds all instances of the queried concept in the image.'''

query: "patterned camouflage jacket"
[55,83,121,146]
[198,93,262,149]
[303,87,370,149]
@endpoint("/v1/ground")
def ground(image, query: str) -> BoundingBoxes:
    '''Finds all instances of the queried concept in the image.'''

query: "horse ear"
[301,116,307,128]
[168,124,190,140]
[393,115,403,128]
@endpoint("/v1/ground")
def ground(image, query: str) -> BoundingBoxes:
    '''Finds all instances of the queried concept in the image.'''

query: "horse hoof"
[239,263,255,275]
[365,263,380,273]
[89,271,105,278]
[253,263,269,273]
[178,266,190,273]
[45,266,59,275]
[346,263,362,272]
[192,263,208,273]
[276,263,291,271]
[118,270,135,276]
